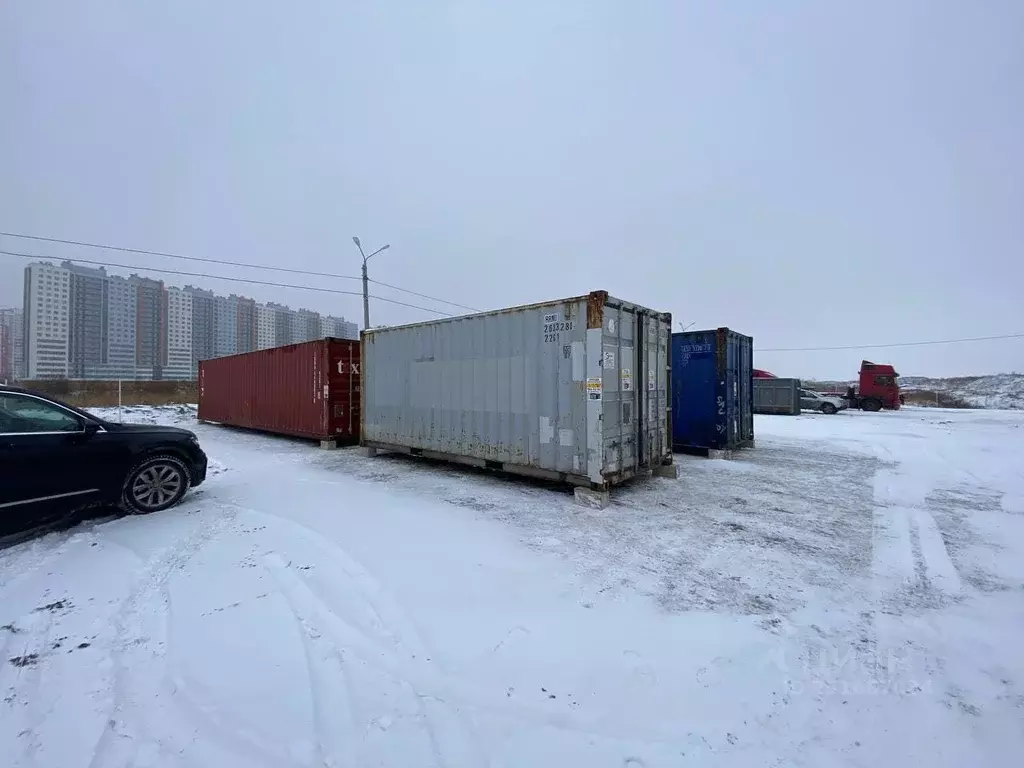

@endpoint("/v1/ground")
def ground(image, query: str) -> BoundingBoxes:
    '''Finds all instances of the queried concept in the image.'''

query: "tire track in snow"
[84,507,287,768]
[869,451,969,704]
[239,506,492,766]
[271,576,362,768]
[910,509,962,597]
[872,468,963,608]
[264,552,486,768]
[264,548,683,752]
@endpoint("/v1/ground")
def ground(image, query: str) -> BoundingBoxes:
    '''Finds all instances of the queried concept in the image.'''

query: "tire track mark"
[264,551,681,752]
[247,509,491,766]
[85,508,267,768]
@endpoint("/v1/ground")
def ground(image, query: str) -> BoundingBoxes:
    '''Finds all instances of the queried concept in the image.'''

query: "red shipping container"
[198,338,360,444]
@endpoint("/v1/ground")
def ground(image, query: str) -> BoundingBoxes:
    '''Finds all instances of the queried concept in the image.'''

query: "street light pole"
[352,237,390,331]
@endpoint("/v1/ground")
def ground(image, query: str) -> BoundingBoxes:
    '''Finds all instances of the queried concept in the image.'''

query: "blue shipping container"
[671,328,754,452]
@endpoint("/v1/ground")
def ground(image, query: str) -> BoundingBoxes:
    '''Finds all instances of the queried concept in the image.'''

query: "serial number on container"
[543,320,575,343]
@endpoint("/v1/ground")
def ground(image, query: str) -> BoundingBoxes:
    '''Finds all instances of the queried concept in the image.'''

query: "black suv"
[0,386,208,535]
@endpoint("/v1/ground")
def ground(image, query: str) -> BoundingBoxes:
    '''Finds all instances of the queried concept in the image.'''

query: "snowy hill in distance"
[899,373,1024,410]
[805,373,1024,410]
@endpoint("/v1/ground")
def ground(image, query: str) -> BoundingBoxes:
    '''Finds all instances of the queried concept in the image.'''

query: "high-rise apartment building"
[0,318,9,381]
[18,260,362,380]
[23,262,71,378]
[0,307,24,381]
[186,286,216,369]
[271,303,294,347]
[235,295,257,354]
[320,314,359,340]
[256,303,277,350]
[105,275,138,378]
[134,276,167,380]
[213,295,238,358]
[296,309,321,344]
[65,261,109,378]
[165,287,194,379]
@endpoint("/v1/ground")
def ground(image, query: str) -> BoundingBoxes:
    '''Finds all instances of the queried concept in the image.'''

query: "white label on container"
[603,350,615,369]
[539,416,554,444]
[586,377,603,400]
[571,341,585,381]
[323,384,330,398]
[621,368,633,391]
[607,318,616,333]
[559,429,574,446]
[648,370,656,391]
[543,313,559,323]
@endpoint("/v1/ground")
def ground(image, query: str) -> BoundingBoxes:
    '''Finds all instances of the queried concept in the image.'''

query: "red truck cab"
[851,360,902,411]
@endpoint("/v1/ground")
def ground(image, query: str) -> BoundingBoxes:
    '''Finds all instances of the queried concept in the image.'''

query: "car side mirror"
[83,420,101,437]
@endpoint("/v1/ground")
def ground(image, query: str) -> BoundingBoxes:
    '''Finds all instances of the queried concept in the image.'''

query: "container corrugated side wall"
[198,339,360,441]
[361,291,670,487]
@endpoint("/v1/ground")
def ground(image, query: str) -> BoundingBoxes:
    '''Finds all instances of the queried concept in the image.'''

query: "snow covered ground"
[1,406,1022,767]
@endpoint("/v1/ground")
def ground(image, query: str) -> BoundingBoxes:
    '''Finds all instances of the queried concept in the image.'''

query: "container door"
[327,341,361,440]
[641,313,670,465]
[722,330,740,448]
[671,332,718,450]
[739,336,754,441]
[599,304,636,478]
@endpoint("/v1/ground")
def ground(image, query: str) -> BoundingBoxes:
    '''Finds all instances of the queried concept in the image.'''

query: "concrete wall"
[16,379,197,407]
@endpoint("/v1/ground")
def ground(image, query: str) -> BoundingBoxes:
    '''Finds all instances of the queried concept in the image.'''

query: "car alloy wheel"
[124,455,190,513]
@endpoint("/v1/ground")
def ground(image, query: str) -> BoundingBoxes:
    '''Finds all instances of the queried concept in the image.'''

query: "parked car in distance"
[800,389,847,415]
[0,385,207,537]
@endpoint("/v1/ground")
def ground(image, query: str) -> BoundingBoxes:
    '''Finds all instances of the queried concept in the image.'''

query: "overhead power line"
[0,229,477,312]
[0,248,454,317]
[369,278,480,313]
[758,333,1024,352]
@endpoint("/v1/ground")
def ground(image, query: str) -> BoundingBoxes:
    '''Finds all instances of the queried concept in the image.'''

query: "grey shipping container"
[753,377,801,415]
[361,290,673,489]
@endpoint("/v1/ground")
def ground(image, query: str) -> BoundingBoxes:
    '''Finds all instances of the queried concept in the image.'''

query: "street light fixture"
[352,237,390,331]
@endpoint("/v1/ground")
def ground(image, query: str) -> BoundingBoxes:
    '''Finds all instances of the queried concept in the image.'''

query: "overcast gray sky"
[2,1,1021,379]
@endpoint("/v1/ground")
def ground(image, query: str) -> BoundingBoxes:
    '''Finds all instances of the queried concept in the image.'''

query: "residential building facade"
[256,303,277,350]
[165,287,194,379]
[213,295,238,358]
[23,262,71,378]
[321,314,359,340]
[186,286,216,368]
[18,260,361,380]
[134,276,167,380]
[104,276,138,378]
[65,261,109,378]
[0,307,24,381]
[235,295,257,354]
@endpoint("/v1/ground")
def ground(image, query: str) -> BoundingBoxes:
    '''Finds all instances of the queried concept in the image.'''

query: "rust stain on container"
[198,338,360,442]
[586,290,608,329]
